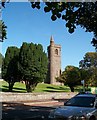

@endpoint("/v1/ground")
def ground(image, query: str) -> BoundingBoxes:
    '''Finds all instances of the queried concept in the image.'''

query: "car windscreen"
[65,96,95,107]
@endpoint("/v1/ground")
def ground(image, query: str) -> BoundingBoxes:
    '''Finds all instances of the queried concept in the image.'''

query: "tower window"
[55,49,58,55]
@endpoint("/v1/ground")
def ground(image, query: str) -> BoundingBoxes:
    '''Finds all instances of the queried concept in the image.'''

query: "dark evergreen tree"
[0,53,4,67]
[0,53,4,78]
[2,46,20,91]
[19,42,48,92]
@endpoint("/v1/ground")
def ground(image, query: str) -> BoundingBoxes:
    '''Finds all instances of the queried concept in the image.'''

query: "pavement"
[3,98,66,107]
[2,99,68,120]
[23,98,67,106]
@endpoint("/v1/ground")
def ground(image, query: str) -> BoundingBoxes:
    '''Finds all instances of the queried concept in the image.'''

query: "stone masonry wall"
[0,92,77,102]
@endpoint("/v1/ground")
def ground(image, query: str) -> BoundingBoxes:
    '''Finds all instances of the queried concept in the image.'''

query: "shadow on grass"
[45,86,70,92]
[45,86,84,93]
[1,88,26,93]
[3,85,26,90]
[43,89,69,92]
[1,85,26,93]
[1,85,9,92]
[1,88,9,92]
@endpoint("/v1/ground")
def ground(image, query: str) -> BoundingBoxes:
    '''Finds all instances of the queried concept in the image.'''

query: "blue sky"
[2,2,95,70]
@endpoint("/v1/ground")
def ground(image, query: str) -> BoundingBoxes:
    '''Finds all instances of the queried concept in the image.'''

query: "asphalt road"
[2,99,67,120]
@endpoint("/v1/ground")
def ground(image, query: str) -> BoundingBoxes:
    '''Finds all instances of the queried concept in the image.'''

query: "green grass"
[0,80,84,93]
[34,83,70,92]
[1,80,26,92]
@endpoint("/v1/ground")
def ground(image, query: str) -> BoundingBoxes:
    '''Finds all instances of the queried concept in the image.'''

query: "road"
[2,99,68,120]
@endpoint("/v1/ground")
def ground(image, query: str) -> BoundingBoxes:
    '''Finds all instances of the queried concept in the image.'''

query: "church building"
[46,36,61,85]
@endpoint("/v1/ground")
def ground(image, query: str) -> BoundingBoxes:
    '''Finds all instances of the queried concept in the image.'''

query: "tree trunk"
[69,86,74,92]
[9,82,14,92]
[25,81,38,92]
[31,82,37,91]
[25,81,32,92]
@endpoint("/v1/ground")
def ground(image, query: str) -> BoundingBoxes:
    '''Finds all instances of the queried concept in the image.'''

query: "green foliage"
[79,52,97,86]
[0,53,4,78]
[79,52,97,69]
[1,1,97,49]
[79,68,90,85]
[2,42,48,92]
[18,42,48,92]
[1,1,6,8]
[2,46,20,91]
[0,53,4,67]
[57,65,81,92]
[0,20,7,42]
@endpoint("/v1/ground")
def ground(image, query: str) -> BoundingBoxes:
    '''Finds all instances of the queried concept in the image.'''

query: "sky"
[1,2,95,70]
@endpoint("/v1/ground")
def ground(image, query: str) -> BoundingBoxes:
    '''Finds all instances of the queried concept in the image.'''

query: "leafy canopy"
[29,2,97,49]
[0,53,4,67]
[1,1,97,49]
[79,52,97,69]
[2,42,48,92]
[57,65,80,92]
[79,52,97,86]
[0,20,7,42]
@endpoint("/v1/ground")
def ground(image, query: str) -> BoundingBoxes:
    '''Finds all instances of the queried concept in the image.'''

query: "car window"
[65,96,95,107]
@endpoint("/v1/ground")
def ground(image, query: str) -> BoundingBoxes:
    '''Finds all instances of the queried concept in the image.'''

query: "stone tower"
[47,36,61,85]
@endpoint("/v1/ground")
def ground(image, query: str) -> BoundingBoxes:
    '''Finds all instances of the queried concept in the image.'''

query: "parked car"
[49,93,97,120]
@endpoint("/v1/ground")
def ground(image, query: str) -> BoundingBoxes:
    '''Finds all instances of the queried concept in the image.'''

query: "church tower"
[47,36,61,85]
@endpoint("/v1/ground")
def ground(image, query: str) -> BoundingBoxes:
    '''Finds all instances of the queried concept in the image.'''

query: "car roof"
[77,94,96,98]
[76,92,97,98]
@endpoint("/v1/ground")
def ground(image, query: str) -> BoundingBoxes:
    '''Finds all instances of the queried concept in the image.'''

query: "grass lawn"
[0,80,84,93]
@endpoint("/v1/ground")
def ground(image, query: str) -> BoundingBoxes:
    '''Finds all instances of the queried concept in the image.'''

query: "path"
[2,99,68,120]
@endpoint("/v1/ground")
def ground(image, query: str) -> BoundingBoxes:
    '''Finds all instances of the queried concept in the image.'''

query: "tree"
[57,65,80,92]
[0,53,4,78]
[18,42,48,92]
[0,20,7,42]
[0,52,4,67]
[1,1,7,41]
[1,1,97,49]
[79,52,97,86]
[2,46,20,91]
[79,68,90,87]
[29,2,97,50]
[79,52,97,69]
